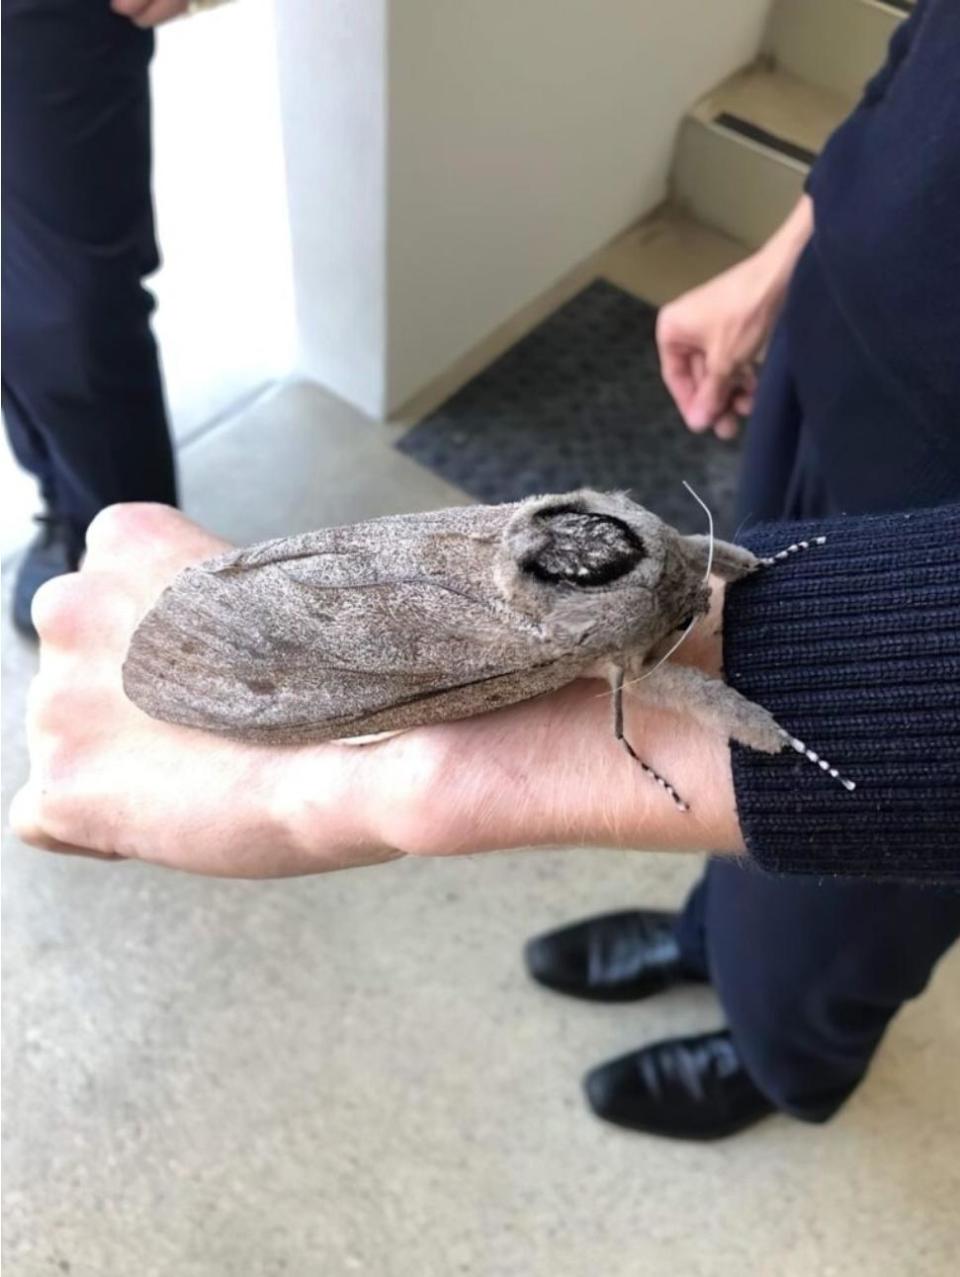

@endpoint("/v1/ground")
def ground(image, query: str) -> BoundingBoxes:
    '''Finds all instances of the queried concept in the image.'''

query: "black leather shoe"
[584,1029,774,1140]
[524,910,702,1003]
[13,515,82,639]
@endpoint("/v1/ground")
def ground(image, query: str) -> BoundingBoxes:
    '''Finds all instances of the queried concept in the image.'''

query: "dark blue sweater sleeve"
[859,0,927,105]
[723,504,960,883]
[804,0,929,194]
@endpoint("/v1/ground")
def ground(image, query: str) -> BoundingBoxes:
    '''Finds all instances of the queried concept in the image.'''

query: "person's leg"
[671,873,709,980]
[1,0,177,549]
[704,859,960,1120]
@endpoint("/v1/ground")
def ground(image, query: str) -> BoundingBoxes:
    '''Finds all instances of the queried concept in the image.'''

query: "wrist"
[749,193,814,304]
[571,580,744,855]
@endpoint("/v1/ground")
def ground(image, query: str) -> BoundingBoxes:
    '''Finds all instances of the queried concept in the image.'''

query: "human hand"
[11,506,743,877]
[656,256,774,441]
[656,194,813,441]
[111,0,190,29]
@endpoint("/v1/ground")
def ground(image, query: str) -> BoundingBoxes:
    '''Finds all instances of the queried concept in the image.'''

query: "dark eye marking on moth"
[523,511,645,587]
[122,488,855,811]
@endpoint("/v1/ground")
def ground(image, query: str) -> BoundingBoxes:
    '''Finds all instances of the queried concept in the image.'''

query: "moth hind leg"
[611,668,689,813]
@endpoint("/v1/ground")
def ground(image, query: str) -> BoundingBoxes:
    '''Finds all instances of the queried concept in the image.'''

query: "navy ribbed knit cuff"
[724,505,960,883]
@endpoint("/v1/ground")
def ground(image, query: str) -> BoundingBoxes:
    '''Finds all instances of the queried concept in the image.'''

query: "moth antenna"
[758,535,828,567]
[731,511,754,544]
[779,729,857,792]
[622,479,713,691]
[682,479,715,584]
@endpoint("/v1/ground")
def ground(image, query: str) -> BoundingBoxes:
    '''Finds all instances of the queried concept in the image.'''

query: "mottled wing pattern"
[122,505,585,743]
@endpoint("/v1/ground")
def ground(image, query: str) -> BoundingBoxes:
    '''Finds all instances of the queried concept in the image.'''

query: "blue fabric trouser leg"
[1,0,177,541]
[675,245,960,1123]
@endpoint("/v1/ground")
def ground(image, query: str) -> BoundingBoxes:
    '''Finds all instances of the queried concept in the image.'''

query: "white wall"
[385,0,770,412]
[272,0,388,419]
[151,0,294,441]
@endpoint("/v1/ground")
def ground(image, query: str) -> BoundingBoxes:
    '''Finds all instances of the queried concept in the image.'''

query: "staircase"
[601,0,909,303]
[397,0,911,424]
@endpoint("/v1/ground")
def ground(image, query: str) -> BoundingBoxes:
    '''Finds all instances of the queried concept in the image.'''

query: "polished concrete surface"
[4,366,960,1276]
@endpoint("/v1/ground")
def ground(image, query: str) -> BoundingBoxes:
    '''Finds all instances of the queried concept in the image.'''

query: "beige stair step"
[671,65,852,249]
[764,0,907,101]
[599,210,748,307]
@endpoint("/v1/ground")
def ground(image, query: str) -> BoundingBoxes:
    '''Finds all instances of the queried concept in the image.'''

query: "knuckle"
[85,502,179,560]
[31,573,84,643]
[84,504,140,556]
[33,571,126,649]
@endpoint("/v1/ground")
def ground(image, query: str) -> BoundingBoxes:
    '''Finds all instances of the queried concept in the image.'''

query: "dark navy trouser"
[1,0,177,542]
[675,245,960,1122]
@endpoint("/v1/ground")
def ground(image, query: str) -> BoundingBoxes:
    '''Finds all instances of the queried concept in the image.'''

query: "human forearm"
[349,670,743,861]
[748,193,813,307]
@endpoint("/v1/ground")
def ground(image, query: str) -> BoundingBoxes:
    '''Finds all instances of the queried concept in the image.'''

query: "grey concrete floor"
[4,381,960,1276]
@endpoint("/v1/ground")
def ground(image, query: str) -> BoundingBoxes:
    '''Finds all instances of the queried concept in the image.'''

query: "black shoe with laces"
[13,514,83,639]
[524,910,704,1003]
[584,1028,774,1140]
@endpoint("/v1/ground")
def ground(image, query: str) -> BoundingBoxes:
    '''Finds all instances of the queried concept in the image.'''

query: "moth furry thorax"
[123,488,854,809]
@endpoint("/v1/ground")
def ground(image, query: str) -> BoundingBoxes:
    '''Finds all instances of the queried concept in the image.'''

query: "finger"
[84,503,229,577]
[9,785,122,859]
[681,351,715,432]
[32,569,139,653]
[731,390,754,416]
[712,415,740,442]
[659,344,698,421]
[26,671,126,746]
[688,372,734,431]
[128,0,188,28]
[110,0,152,16]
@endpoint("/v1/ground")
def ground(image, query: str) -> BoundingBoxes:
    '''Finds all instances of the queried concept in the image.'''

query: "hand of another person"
[111,0,190,30]
[11,506,742,877]
[656,257,775,441]
[656,194,814,441]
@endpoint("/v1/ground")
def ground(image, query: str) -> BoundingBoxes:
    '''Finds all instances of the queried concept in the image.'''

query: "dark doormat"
[396,278,742,536]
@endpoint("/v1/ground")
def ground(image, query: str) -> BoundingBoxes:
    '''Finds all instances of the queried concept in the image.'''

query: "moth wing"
[123,509,582,743]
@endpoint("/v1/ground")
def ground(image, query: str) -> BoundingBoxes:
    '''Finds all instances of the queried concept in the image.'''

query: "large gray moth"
[123,489,853,811]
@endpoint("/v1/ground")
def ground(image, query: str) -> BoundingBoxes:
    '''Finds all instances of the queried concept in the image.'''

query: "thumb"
[687,370,734,430]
